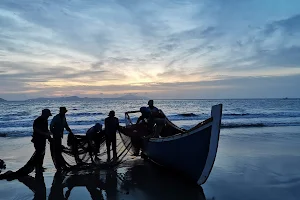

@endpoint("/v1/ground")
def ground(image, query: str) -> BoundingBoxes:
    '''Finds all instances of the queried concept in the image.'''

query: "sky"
[0,0,300,100]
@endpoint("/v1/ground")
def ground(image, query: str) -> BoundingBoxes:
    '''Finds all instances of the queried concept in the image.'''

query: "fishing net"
[119,125,147,155]
[51,131,136,170]
[0,131,134,180]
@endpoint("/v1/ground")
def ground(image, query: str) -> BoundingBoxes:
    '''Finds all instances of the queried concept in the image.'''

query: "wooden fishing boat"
[122,104,223,185]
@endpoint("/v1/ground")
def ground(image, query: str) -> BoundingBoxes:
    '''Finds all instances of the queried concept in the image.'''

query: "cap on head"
[148,100,154,106]
[59,107,68,114]
[108,110,115,117]
[94,123,102,131]
[42,109,52,116]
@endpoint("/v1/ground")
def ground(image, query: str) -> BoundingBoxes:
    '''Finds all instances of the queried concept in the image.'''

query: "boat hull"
[141,104,222,185]
[143,125,212,183]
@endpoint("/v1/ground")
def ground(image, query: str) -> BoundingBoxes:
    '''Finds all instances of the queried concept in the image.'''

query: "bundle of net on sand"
[57,132,134,169]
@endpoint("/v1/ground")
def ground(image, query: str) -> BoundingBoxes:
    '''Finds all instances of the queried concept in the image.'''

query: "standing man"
[32,109,52,172]
[105,110,120,162]
[50,107,73,170]
[147,100,165,137]
[146,100,158,135]
[147,100,159,113]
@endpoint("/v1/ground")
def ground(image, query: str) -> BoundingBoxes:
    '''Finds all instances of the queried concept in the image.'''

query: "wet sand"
[1,126,300,200]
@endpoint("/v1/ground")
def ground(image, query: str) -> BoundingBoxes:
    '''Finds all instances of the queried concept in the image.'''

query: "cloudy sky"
[0,0,300,100]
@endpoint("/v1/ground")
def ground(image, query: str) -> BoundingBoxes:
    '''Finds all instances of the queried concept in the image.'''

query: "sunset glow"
[0,0,300,100]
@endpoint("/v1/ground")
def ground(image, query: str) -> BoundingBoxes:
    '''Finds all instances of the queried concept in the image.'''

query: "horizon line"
[1,97,299,102]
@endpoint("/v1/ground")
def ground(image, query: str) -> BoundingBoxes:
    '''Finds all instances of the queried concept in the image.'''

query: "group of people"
[31,99,163,172]
[32,107,120,171]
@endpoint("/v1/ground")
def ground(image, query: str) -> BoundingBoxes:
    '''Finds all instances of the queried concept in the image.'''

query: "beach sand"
[1,126,300,200]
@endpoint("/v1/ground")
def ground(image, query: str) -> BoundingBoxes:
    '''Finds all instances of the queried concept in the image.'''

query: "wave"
[181,121,300,130]
[168,112,300,121]
[177,113,198,117]
[167,114,206,121]
[1,114,300,129]
[68,112,104,117]
[1,109,300,137]
[0,111,30,117]
[0,127,90,138]
[0,131,28,137]
[225,112,300,118]
[221,122,300,128]
[0,112,32,121]
[2,122,300,138]
[1,111,300,123]
[222,123,265,128]
[223,113,250,116]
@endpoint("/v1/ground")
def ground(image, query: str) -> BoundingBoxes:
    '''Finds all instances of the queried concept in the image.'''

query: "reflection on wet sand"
[18,171,46,200]
[48,171,65,200]
[13,159,207,200]
[62,170,106,200]
[17,170,108,200]
[121,160,207,200]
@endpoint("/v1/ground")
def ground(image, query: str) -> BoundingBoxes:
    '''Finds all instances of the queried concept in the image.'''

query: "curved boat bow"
[122,104,223,185]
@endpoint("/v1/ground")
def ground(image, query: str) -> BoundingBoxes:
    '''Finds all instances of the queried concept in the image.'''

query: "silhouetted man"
[86,123,104,163]
[105,111,119,162]
[147,100,159,113]
[147,100,165,137]
[32,109,52,172]
[50,107,73,170]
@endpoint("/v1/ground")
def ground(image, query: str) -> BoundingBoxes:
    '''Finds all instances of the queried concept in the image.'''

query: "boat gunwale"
[147,118,213,142]
[124,110,214,142]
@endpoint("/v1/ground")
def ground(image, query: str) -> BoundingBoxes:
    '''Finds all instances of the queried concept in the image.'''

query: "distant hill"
[116,94,149,100]
[26,94,148,101]
[0,98,7,102]
[27,96,81,101]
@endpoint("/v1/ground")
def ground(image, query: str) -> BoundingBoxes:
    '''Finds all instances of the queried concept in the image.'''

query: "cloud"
[0,0,300,100]
[268,14,300,34]
[252,46,300,68]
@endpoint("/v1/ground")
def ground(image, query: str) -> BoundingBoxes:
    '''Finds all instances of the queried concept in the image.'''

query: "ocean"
[1,98,300,200]
[0,98,300,137]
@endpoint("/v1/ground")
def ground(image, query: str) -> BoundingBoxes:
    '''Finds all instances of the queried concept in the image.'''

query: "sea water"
[0,98,300,137]
[1,99,300,200]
